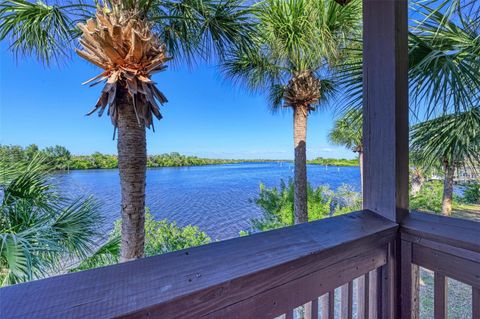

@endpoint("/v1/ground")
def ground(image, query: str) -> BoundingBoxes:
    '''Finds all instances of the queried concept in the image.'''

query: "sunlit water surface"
[52,162,360,240]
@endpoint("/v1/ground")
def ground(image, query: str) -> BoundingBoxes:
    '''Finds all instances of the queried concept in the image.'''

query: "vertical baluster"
[369,268,380,319]
[320,294,329,319]
[285,309,294,319]
[322,290,335,319]
[341,282,353,319]
[306,299,319,319]
[473,287,479,319]
[412,265,420,319]
[303,302,312,319]
[358,273,370,319]
[434,272,447,319]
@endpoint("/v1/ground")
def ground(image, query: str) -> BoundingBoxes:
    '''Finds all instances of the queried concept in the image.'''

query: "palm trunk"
[293,105,308,224]
[117,87,147,262]
[441,161,455,216]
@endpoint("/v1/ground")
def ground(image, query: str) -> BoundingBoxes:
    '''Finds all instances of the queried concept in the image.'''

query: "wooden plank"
[0,211,397,319]
[401,232,480,264]
[401,211,480,255]
[341,282,353,319]
[328,291,335,319]
[369,269,379,319]
[205,245,388,319]
[412,264,420,319]
[412,244,480,288]
[362,0,409,223]
[363,0,409,317]
[434,272,447,319]
[320,294,331,319]
[473,287,480,319]
[400,240,413,318]
[357,273,369,319]
[310,298,318,319]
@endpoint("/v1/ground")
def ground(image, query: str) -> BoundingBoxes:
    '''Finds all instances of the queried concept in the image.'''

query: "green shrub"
[410,180,443,213]
[246,180,361,233]
[461,181,480,204]
[71,211,211,271]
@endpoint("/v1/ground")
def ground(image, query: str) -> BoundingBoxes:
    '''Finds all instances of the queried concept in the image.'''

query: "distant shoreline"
[1,144,358,170]
[53,160,360,172]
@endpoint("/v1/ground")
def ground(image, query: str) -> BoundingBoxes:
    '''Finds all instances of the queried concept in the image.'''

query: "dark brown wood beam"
[362,0,409,223]
[362,0,409,318]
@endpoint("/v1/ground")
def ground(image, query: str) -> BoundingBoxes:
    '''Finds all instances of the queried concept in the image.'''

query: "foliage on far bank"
[308,157,358,167]
[0,144,240,170]
[243,180,361,233]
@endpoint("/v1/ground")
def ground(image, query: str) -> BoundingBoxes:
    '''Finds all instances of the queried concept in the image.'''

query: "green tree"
[0,156,103,286]
[247,180,361,233]
[328,109,363,192]
[43,145,71,170]
[411,108,480,216]
[1,0,253,261]
[71,211,211,271]
[222,0,361,223]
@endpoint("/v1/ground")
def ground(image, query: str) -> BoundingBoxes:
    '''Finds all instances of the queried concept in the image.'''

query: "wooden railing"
[1,210,397,319]
[401,212,480,319]
[1,210,479,319]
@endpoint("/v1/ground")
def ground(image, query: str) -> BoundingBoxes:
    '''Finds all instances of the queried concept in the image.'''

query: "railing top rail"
[401,211,480,254]
[1,210,397,319]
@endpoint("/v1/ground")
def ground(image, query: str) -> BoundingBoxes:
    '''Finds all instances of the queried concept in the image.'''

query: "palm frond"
[409,0,480,118]
[410,107,480,169]
[0,0,93,65]
[151,0,256,65]
[69,233,120,272]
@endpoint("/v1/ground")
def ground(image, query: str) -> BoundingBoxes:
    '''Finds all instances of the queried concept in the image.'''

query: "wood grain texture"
[357,273,369,319]
[401,211,480,254]
[205,244,388,319]
[362,0,409,223]
[310,298,318,319]
[473,287,480,319]
[340,282,353,319]
[412,244,480,289]
[400,240,413,319]
[433,273,447,319]
[0,211,396,319]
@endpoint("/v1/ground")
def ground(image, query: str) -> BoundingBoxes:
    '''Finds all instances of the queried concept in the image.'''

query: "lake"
[52,162,360,240]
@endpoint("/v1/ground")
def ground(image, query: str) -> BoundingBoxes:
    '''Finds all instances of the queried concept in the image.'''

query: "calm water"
[52,162,360,240]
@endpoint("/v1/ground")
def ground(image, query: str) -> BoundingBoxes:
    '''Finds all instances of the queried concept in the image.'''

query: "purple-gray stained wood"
[1,210,397,319]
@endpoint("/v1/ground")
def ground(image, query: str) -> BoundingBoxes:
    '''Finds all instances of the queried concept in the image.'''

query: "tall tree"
[328,109,363,192]
[0,0,253,261]
[411,108,480,216]
[222,0,361,223]
[337,0,480,212]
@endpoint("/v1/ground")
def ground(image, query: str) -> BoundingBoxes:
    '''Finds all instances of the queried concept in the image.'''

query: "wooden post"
[363,0,409,318]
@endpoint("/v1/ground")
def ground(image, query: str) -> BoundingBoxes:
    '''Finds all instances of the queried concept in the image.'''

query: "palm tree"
[222,0,361,223]
[328,109,363,192]
[0,0,253,261]
[338,0,480,118]
[411,108,480,216]
[0,156,104,285]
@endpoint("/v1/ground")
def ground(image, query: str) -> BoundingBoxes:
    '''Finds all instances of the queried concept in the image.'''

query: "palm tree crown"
[222,0,361,223]
[328,109,362,153]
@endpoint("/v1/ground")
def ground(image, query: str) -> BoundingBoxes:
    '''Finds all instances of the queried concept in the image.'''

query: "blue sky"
[0,43,355,160]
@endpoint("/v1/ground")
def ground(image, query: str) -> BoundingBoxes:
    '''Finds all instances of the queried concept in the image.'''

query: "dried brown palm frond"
[283,71,321,111]
[76,10,169,129]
